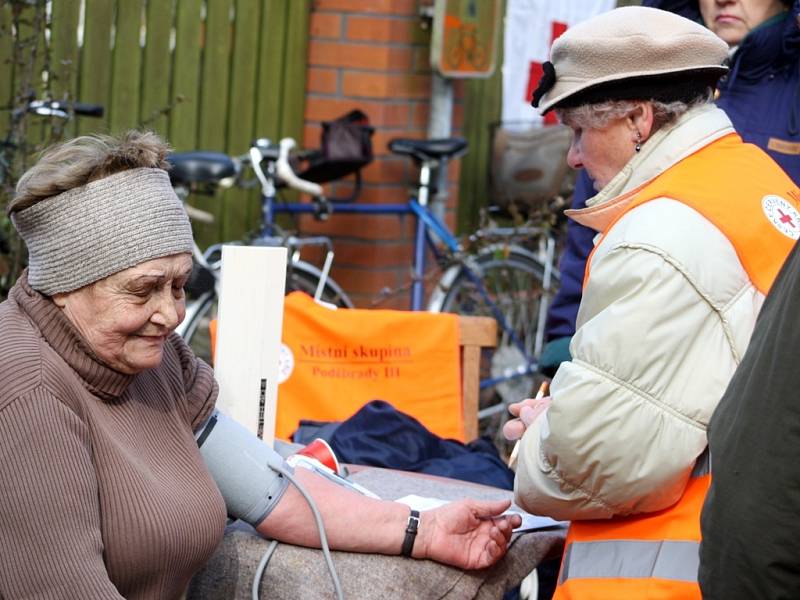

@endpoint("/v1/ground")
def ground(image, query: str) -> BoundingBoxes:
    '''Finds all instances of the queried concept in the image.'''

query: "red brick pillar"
[303,0,463,309]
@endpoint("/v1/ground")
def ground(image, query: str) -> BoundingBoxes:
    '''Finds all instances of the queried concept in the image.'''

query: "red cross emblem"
[778,209,796,228]
[526,21,568,125]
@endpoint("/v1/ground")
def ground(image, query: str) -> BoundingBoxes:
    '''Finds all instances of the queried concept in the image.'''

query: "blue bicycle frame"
[268,199,455,309]
[266,195,535,386]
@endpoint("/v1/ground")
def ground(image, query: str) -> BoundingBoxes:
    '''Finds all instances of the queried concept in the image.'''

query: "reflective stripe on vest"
[555,468,711,598]
[559,540,699,584]
[558,449,710,588]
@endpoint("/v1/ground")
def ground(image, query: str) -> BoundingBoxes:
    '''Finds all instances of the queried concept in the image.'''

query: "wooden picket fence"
[1,0,311,248]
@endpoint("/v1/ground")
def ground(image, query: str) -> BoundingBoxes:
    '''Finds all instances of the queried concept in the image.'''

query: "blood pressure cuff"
[195,410,292,526]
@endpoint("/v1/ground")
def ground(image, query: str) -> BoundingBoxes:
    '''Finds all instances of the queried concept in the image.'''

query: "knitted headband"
[11,167,194,295]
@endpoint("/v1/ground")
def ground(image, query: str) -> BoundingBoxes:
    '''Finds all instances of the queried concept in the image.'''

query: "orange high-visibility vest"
[556,133,800,600]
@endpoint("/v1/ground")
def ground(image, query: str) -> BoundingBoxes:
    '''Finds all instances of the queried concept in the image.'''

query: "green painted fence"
[457,1,505,235]
[2,0,311,248]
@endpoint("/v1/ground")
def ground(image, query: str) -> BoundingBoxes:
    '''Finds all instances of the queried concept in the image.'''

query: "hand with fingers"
[416,499,522,570]
[504,381,551,467]
[503,396,552,442]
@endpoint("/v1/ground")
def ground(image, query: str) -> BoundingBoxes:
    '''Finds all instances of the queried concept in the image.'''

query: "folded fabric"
[294,400,514,490]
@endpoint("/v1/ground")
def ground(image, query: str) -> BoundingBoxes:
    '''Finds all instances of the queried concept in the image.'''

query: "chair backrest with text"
[274,292,495,442]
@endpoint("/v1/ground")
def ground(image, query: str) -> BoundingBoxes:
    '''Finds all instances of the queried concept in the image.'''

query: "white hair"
[555,91,714,132]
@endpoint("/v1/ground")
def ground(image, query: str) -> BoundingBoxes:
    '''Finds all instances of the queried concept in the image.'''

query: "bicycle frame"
[174,136,560,435]
[263,162,537,374]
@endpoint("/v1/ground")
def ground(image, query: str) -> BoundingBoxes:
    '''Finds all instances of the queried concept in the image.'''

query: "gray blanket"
[188,466,565,599]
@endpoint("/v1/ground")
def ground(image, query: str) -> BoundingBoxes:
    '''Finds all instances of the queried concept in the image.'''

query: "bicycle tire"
[429,245,558,455]
[287,263,354,310]
[180,261,353,364]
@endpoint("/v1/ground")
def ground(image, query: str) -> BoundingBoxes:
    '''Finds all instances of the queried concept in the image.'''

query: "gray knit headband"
[12,167,194,295]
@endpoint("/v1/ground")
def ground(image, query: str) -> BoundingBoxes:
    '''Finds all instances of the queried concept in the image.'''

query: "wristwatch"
[401,509,420,557]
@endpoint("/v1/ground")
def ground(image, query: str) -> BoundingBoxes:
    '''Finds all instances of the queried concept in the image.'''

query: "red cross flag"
[502,0,615,126]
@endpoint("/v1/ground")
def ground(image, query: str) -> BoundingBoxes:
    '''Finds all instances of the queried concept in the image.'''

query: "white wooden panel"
[214,245,287,444]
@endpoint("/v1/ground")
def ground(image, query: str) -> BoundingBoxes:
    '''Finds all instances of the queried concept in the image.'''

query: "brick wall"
[302,0,464,308]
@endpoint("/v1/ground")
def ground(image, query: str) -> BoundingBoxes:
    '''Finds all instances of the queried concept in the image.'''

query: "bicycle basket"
[489,122,575,215]
[295,109,375,196]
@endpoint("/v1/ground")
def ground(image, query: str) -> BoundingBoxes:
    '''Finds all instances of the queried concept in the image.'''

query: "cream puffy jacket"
[515,105,765,520]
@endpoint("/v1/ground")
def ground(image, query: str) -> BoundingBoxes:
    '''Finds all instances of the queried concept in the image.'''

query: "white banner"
[502,0,616,126]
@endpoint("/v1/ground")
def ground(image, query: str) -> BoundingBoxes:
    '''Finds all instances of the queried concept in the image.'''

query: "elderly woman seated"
[503,6,800,599]
[0,131,520,598]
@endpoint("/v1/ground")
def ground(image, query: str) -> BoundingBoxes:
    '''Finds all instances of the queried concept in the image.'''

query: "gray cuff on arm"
[195,410,292,526]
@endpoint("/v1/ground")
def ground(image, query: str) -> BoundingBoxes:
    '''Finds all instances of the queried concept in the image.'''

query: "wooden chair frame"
[458,316,497,441]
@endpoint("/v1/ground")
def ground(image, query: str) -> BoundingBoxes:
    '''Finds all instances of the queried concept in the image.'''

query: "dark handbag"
[295,110,374,200]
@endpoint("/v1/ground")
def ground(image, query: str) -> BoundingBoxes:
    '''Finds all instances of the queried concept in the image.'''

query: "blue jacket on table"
[543,0,800,355]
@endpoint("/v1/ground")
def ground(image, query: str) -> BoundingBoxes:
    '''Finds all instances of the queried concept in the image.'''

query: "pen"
[507,380,550,468]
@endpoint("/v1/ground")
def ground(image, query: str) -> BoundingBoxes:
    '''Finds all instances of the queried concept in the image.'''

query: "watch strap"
[401,509,420,557]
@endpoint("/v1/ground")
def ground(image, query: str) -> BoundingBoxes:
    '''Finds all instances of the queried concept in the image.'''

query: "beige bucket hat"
[532,6,729,114]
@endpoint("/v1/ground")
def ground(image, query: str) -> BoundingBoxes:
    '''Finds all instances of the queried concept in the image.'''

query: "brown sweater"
[0,274,227,599]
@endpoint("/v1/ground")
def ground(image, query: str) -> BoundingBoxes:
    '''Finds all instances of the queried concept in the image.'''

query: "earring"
[635,132,642,153]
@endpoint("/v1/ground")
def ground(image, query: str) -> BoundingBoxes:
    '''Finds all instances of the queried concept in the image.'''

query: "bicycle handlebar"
[275,138,324,197]
[184,203,215,224]
[246,138,324,198]
[26,100,104,119]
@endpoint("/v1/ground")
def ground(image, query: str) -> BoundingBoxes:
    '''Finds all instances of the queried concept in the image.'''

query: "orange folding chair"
[209,292,495,441]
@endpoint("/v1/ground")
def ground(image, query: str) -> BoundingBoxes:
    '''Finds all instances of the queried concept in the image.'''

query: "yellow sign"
[431,0,502,78]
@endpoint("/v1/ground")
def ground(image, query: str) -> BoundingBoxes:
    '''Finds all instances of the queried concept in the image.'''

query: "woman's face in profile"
[699,0,787,46]
[54,253,193,374]
[564,117,638,191]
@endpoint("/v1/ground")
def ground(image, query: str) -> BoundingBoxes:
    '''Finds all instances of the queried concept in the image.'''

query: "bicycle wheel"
[429,244,558,455]
[180,261,353,364]
[180,291,217,365]
[286,262,354,309]
[445,36,464,69]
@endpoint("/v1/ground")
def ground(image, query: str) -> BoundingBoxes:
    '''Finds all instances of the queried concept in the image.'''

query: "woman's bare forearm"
[255,468,411,555]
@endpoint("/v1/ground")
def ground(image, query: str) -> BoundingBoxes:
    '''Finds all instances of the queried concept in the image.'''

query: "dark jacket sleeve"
[544,169,597,340]
[699,240,800,599]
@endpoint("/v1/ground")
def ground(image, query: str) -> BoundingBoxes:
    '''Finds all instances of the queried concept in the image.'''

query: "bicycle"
[175,134,562,451]
[0,98,104,295]
[1,99,104,181]
[171,138,354,363]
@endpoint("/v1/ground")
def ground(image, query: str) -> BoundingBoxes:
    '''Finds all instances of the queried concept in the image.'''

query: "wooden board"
[214,245,288,444]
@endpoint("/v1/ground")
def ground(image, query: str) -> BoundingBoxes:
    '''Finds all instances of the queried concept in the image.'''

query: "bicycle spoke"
[435,247,557,457]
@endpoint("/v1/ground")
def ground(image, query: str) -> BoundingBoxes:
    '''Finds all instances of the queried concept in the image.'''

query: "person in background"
[538,0,799,377]
[0,131,519,599]
[698,239,800,598]
[504,6,799,598]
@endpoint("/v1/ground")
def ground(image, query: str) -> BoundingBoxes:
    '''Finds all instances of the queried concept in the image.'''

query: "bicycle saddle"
[167,152,237,185]
[388,137,468,162]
